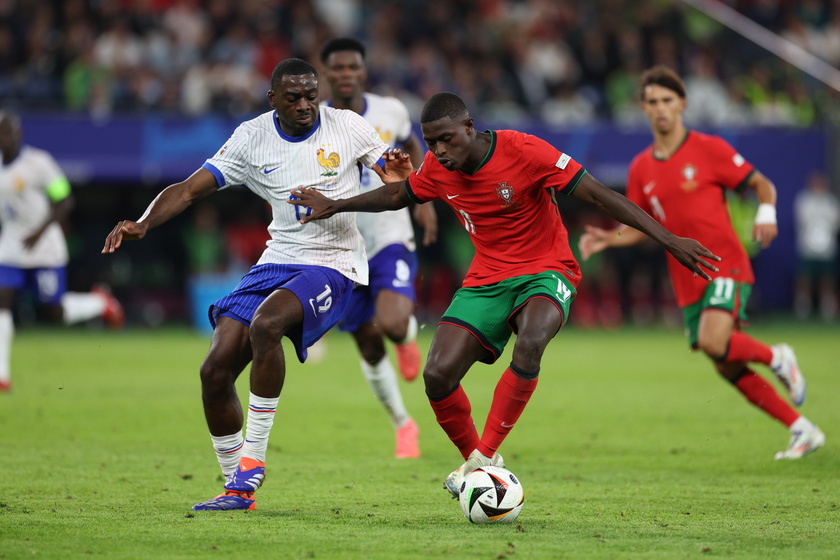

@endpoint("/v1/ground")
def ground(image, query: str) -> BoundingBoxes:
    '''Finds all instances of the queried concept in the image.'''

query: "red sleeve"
[404,151,440,204]
[705,135,755,191]
[520,134,585,194]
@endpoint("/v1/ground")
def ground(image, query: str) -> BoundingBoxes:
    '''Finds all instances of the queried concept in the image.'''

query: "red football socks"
[734,369,799,427]
[477,367,539,457]
[725,331,773,365]
[428,384,479,459]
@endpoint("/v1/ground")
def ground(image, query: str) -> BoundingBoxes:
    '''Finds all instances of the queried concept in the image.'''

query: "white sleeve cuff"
[754,203,777,225]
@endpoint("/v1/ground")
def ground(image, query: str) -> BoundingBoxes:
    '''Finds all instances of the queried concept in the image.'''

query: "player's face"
[323,51,366,102]
[268,73,320,136]
[641,84,686,134]
[421,116,474,172]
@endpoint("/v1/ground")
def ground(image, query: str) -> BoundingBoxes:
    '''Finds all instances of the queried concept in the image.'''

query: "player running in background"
[289,92,719,497]
[0,111,123,393]
[320,37,438,459]
[102,59,405,511]
[579,66,824,460]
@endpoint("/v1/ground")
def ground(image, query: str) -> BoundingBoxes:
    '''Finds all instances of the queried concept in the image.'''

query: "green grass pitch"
[1,321,838,559]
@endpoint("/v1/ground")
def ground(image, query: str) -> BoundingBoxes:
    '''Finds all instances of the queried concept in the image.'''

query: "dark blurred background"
[2,0,839,329]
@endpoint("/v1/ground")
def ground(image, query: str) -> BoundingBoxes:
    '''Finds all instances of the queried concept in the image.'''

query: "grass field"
[1,321,838,559]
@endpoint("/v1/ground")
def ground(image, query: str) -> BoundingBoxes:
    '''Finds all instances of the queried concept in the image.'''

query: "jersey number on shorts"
[554,275,572,303]
[709,277,734,306]
[308,284,332,316]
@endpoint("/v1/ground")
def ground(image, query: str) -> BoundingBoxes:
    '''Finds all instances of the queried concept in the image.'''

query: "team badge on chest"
[680,164,699,192]
[316,147,340,178]
[496,182,515,205]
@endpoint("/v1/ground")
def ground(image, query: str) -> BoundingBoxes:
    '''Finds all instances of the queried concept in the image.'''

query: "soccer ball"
[459,465,524,524]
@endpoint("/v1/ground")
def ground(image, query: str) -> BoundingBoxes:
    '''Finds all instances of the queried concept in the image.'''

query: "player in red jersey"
[289,92,719,497]
[579,66,824,460]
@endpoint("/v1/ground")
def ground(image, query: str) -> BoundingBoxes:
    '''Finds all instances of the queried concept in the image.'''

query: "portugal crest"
[496,182,515,205]
[680,164,698,192]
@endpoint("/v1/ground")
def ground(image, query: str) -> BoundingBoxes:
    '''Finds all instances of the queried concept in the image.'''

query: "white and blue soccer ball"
[459,465,524,524]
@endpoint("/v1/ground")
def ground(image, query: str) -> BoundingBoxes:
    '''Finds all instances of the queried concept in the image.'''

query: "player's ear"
[464,117,475,134]
[267,90,276,108]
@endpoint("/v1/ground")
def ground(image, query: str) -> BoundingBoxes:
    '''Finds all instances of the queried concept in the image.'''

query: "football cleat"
[395,340,421,382]
[444,449,505,499]
[395,418,421,459]
[224,457,266,493]
[771,343,806,406]
[192,491,255,511]
[92,285,125,330]
[0,379,11,392]
[775,422,825,460]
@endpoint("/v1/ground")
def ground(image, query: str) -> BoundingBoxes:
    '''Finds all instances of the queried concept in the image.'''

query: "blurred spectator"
[793,170,840,321]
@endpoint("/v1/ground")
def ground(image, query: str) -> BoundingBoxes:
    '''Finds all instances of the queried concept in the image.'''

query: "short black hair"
[639,65,686,99]
[420,92,469,123]
[320,37,366,63]
[270,58,318,90]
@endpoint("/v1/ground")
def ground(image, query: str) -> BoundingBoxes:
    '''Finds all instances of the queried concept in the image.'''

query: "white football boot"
[443,449,505,498]
[775,418,825,460]
[771,343,806,406]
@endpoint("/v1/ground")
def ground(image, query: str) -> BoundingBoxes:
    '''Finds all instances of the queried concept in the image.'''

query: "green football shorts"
[440,270,577,364]
[682,277,752,348]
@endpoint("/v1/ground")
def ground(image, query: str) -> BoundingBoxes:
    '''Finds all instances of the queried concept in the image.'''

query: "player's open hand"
[752,222,777,249]
[666,236,720,281]
[372,149,413,184]
[578,225,612,260]
[288,187,336,223]
[101,220,148,254]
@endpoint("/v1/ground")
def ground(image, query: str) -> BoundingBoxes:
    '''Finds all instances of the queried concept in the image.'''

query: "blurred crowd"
[1,0,840,126]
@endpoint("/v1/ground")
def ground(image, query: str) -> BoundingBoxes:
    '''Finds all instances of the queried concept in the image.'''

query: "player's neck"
[463,130,492,173]
[330,95,365,114]
[652,124,687,160]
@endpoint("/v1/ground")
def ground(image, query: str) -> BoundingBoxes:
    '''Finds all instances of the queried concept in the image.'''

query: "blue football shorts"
[0,265,67,306]
[338,244,417,333]
[209,263,354,363]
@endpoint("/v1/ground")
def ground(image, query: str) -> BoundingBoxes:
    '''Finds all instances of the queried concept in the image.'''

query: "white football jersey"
[0,146,69,268]
[204,107,388,285]
[324,93,417,258]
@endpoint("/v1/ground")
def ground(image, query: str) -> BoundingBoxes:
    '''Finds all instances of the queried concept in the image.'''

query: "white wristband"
[754,203,777,225]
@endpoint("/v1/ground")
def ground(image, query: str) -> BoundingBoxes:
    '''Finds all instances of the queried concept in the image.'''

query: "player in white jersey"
[0,111,124,393]
[320,38,438,459]
[102,59,408,511]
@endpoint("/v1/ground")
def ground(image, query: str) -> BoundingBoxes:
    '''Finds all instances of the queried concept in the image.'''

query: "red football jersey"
[626,131,756,307]
[406,130,585,288]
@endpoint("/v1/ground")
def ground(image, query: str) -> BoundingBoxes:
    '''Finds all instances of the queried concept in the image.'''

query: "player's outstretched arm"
[572,173,720,280]
[102,168,218,254]
[289,181,411,224]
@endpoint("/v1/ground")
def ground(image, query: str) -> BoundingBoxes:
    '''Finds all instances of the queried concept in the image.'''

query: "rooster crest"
[316,148,340,177]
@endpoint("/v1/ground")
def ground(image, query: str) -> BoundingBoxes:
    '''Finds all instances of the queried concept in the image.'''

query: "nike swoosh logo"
[643,181,655,195]
[501,422,515,428]
[263,166,280,174]
[446,194,459,199]
[309,298,318,316]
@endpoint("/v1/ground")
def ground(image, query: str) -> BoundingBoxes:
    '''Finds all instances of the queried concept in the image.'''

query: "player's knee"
[249,313,287,351]
[422,360,456,396]
[511,335,548,371]
[376,315,408,343]
[695,333,727,360]
[199,357,234,393]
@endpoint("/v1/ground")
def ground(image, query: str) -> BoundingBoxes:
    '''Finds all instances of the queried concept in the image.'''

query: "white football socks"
[211,431,244,477]
[0,310,12,385]
[61,292,107,324]
[361,356,410,429]
[241,393,279,462]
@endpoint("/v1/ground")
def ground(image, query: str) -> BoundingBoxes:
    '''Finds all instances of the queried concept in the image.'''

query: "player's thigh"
[251,288,305,337]
[697,308,736,355]
[0,265,24,309]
